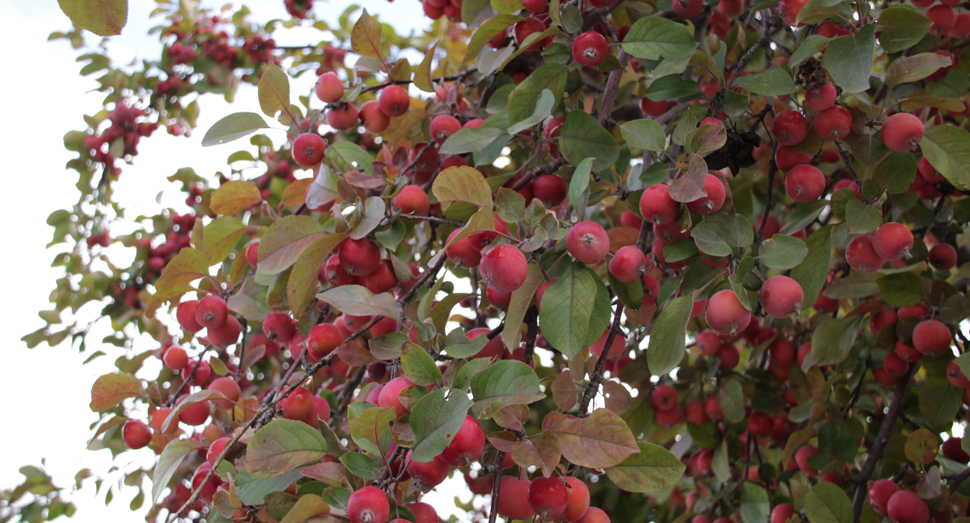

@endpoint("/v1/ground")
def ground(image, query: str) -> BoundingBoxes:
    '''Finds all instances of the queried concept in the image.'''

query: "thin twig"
[577,303,625,417]
[487,452,506,523]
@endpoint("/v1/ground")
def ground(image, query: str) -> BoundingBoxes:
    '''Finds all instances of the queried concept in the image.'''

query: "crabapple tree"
[21,0,970,522]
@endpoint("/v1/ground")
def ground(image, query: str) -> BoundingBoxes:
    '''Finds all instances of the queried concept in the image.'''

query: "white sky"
[0,1,485,521]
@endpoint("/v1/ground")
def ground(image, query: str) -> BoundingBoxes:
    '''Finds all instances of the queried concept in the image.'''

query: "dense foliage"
[14,0,970,522]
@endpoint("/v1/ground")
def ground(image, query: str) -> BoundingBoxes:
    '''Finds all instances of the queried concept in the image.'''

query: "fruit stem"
[577,302,625,417]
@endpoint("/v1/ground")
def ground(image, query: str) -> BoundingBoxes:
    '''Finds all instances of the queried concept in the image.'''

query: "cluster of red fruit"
[422,0,464,23]
[83,103,158,178]
[284,0,314,19]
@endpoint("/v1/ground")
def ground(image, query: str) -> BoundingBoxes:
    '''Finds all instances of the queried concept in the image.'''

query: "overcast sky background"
[0,1,485,521]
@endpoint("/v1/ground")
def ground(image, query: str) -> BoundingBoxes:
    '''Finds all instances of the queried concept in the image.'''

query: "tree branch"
[577,302,625,417]
[597,51,631,126]
[851,367,915,523]
[487,452,506,523]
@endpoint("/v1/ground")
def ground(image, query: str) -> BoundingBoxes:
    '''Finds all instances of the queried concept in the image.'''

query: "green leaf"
[413,41,436,93]
[568,158,594,218]
[823,272,878,299]
[89,372,142,412]
[410,389,475,462]
[792,226,833,310]
[538,262,612,359]
[818,422,858,462]
[203,113,269,147]
[807,316,862,369]
[470,360,545,418]
[286,234,346,318]
[620,119,667,153]
[440,127,505,155]
[664,238,698,263]
[58,0,127,36]
[805,481,853,523]
[258,216,325,275]
[326,141,374,176]
[339,453,380,480]
[508,64,567,126]
[461,15,522,68]
[920,377,964,428]
[547,409,640,468]
[733,68,797,96]
[717,378,745,423]
[605,442,686,494]
[258,65,291,118]
[691,220,732,257]
[878,7,931,54]
[502,264,545,351]
[152,439,201,503]
[622,17,698,61]
[647,295,692,376]
[919,125,970,191]
[886,53,953,89]
[645,75,704,101]
[210,180,262,215]
[348,406,396,456]
[760,235,809,269]
[246,419,329,478]
[558,110,620,172]
[790,35,832,67]
[348,196,385,240]
[873,152,918,194]
[741,482,770,523]
[491,0,523,13]
[823,25,876,93]
[235,469,305,506]
[316,285,400,321]
[876,272,923,307]
[350,9,383,59]
[725,214,754,248]
[845,200,881,234]
[401,344,442,386]
[508,89,557,135]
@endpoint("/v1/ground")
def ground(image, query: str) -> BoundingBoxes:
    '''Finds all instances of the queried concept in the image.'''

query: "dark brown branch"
[851,367,915,523]
[949,467,970,495]
[358,69,477,94]
[577,302,625,417]
[337,366,369,415]
[834,140,870,204]
[487,452,506,523]
[521,306,539,366]
[597,51,631,126]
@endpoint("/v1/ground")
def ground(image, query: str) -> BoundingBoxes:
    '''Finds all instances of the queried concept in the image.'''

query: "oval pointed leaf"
[203,113,269,147]
[760,235,809,269]
[920,124,970,191]
[351,9,383,59]
[547,409,639,468]
[210,181,262,216]
[410,389,475,463]
[558,110,620,172]
[152,438,201,502]
[621,119,667,153]
[286,233,346,317]
[805,481,852,523]
[606,442,686,494]
[258,216,325,275]
[511,432,562,478]
[246,419,329,478]
[823,25,875,94]
[58,0,127,36]
[647,295,692,376]
[90,372,142,412]
[316,285,401,321]
[258,65,291,118]
[622,17,697,61]
[471,360,545,418]
[538,262,611,359]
